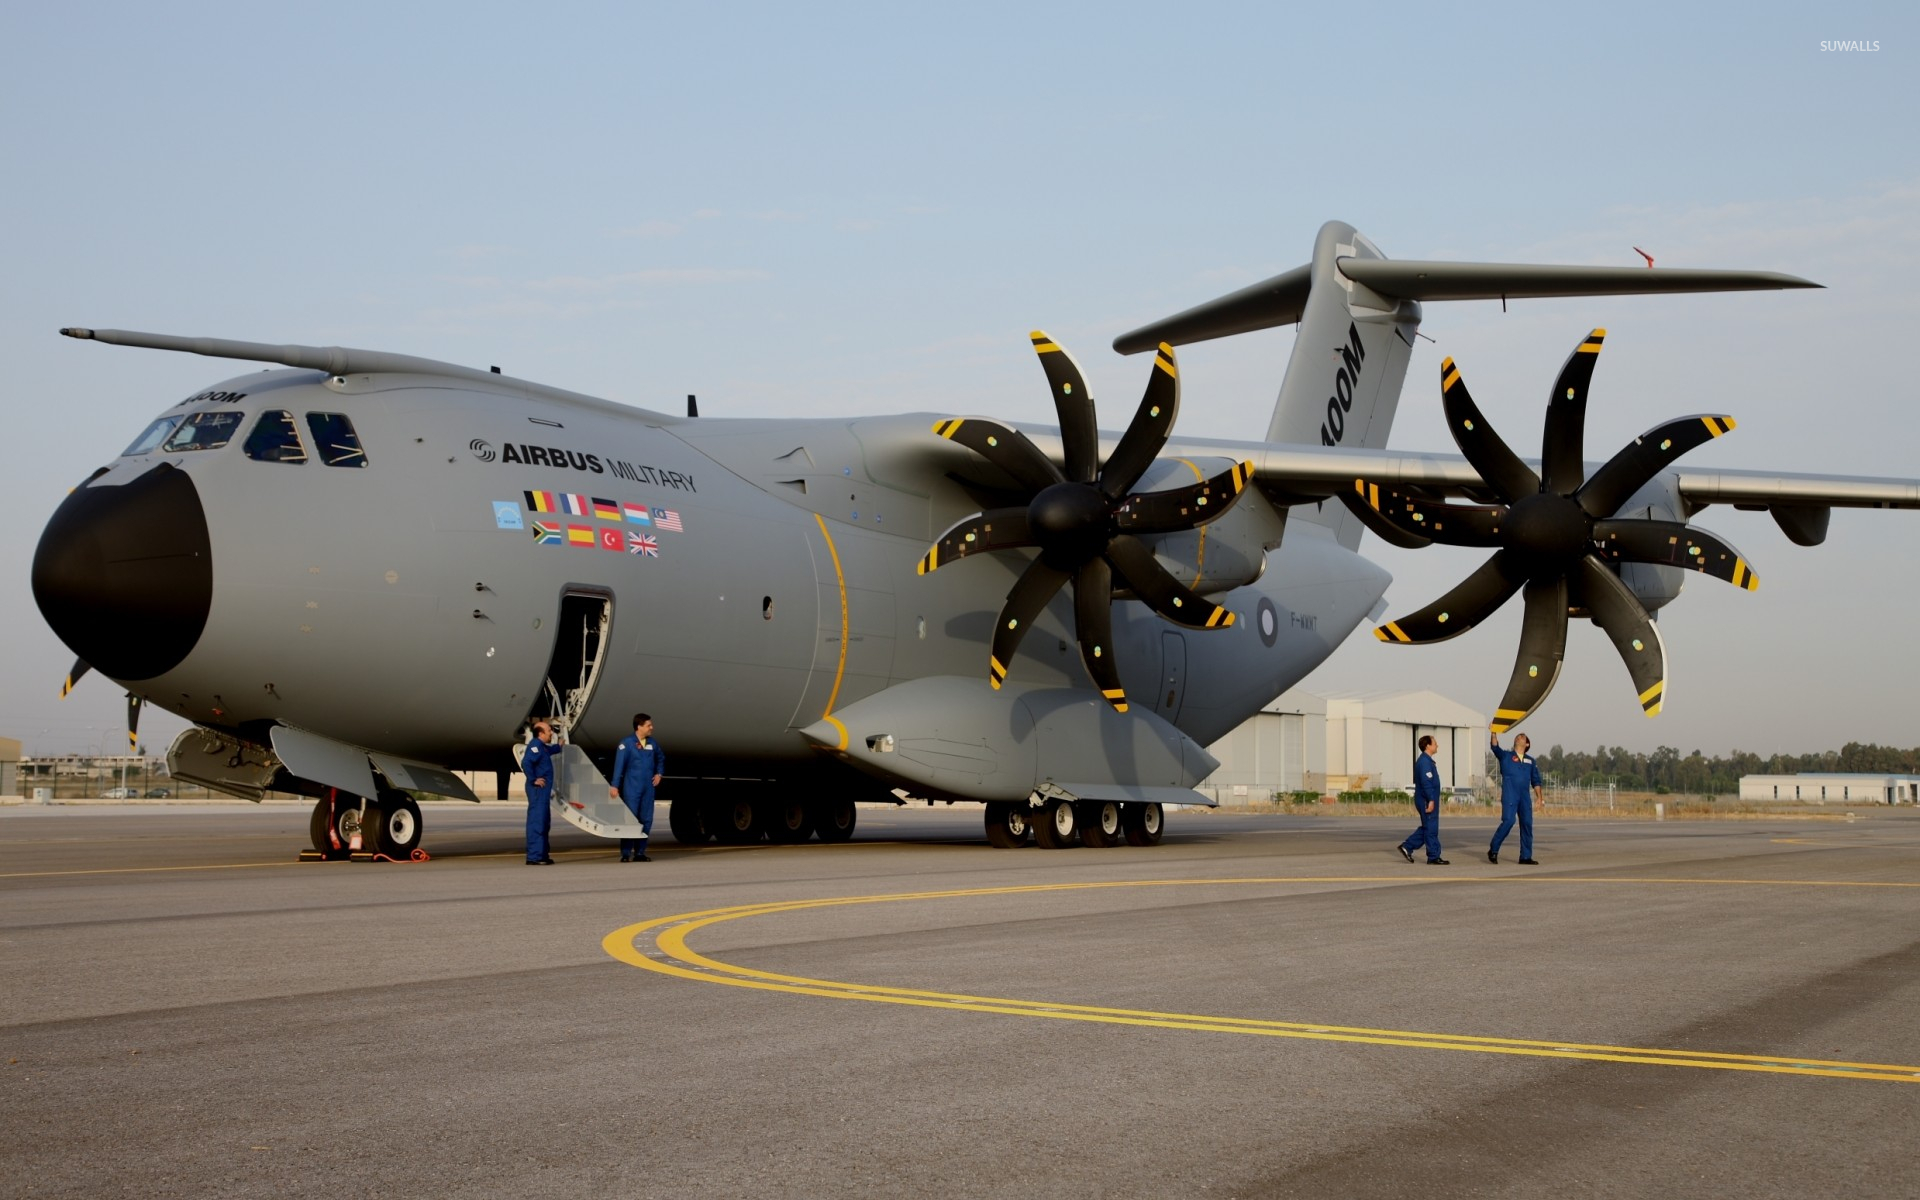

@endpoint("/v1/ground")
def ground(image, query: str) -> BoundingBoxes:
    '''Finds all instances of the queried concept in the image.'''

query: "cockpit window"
[161,410,244,452]
[122,416,184,457]
[306,412,368,468]
[243,410,308,463]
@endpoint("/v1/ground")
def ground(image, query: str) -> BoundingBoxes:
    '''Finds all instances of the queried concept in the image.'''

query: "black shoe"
[1398,845,1415,863]
[1428,858,1450,865]
[620,856,632,863]
[539,857,555,865]
[527,859,552,866]
[1487,850,1498,864]
[1518,858,1540,865]
[637,854,652,863]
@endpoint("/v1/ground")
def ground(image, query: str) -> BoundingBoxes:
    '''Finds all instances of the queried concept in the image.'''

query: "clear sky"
[2,2,1914,760]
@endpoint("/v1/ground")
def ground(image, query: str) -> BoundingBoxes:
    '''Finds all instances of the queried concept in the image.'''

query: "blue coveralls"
[610,734,664,859]
[1490,742,1544,860]
[1399,751,1444,861]
[522,737,555,863]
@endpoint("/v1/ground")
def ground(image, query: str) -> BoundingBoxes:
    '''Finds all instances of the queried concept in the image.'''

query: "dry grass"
[1218,792,1874,821]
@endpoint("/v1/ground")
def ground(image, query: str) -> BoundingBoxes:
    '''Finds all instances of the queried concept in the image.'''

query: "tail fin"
[1115,221,1420,548]
[1112,223,1819,551]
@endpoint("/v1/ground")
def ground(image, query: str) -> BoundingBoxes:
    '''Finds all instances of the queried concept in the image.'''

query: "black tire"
[1031,798,1079,849]
[983,801,1031,849]
[1122,802,1164,847]
[308,791,366,854]
[763,799,814,844]
[666,797,709,845]
[814,796,857,843]
[1078,800,1123,848]
[706,798,762,844]
[373,790,423,857]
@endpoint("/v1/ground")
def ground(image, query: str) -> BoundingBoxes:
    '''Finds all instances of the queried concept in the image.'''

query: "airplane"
[32,221,1920,857]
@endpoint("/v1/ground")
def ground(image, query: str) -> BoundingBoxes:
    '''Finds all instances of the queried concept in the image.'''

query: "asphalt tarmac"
[4,801,1917,1199]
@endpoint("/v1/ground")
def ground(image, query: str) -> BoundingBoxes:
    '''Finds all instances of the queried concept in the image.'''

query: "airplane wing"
[1154,437,1920,509]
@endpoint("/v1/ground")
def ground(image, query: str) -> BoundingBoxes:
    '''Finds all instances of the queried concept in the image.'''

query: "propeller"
[1356,328,1758,733]
[920,332,1254,711]
[61,657,90,699]
[127,692,144,754]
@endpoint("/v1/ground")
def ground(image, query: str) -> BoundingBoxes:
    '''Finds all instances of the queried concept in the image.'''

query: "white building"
[1198,687,1485,805]
[1738,773,1920,804]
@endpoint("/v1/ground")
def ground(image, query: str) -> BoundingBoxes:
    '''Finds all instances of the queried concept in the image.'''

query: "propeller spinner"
[920,333,1254,711]
[1356,329,1758,733]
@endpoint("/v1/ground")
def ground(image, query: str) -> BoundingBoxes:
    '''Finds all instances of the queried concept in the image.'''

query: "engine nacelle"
[1128,457,1283,597]
[1605,474,1687,614]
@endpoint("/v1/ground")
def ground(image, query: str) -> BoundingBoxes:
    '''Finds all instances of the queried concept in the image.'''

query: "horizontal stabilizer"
[1113,259,1819,354]
[1337,260,1820,303]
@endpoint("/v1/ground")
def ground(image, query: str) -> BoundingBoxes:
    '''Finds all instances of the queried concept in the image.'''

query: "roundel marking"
[1256,596,1279,648]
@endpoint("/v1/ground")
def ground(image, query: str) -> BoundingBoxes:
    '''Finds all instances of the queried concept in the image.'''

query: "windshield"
[122,416,184,456]
[306,412,369,467]
[243,410,308,463]
[161,410,244,452]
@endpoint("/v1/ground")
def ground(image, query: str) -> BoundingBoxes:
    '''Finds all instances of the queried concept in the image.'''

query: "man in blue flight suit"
[1397,734,1449,864]
[609,712,663,863]
[522,720,557,865]
[1488,730,1545,865]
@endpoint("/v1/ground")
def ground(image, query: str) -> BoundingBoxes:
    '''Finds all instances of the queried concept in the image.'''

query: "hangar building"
[1197,687,1485,806]
[1738,774,1920,804]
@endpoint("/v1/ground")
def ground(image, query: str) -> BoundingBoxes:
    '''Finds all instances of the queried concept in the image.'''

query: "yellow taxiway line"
[603,878,1920,1084]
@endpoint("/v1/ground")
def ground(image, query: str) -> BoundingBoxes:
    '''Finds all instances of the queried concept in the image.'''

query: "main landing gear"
[307,788,424,859]
[983,800,1164,849]
[667,795,858,846]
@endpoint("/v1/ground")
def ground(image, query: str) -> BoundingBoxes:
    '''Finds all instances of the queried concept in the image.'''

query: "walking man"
[1397,734,1449,864]
[1488,730,1544,865]
[522,720,557,865]
[609,713,664,862]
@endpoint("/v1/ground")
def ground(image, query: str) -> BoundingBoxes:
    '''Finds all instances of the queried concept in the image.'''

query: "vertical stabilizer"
[1270,222,1421,548]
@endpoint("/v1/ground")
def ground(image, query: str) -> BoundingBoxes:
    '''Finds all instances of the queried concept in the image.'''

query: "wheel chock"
[298,848,349,862]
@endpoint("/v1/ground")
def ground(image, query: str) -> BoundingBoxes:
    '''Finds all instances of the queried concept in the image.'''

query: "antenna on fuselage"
[687,393,698,418]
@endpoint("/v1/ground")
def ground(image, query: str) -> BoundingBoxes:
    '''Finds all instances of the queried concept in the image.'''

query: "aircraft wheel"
[706,798,762,844]
[983,801,1031,848]
[814,796,857,843]
[1031,798,1079,849]
[373,790,423,857]
[1122,802,1164,847]
[1077,800,1123,848]
[308,791,365,854]
[763,799,814,844]
[666,797,710,845]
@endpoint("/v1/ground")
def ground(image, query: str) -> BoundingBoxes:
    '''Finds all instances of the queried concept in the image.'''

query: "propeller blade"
[1115,461,1256,535]
[1540,328,1605,494]
[1590,518,1758,590]
[933,418,1063,494]
[1351,480,1505,548]
[1337,487,1431,549]
[1375,550,1528,645]
[61,658,91,699]
[1030,331,1099,485]
[1489,576,1571,734]
[1104,534,1236,630]
[1099,343,1180,499]
[1073,558,1127,711]
[126,693,144,754]
[1575,414,1737,518]
[1574,556,1669,718]
[987,557,1071,690]
[1440,356,1539,504]
[919,508,1033,575]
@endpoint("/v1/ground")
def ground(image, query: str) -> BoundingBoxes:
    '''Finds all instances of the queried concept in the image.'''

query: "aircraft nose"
[32,463,213,681]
